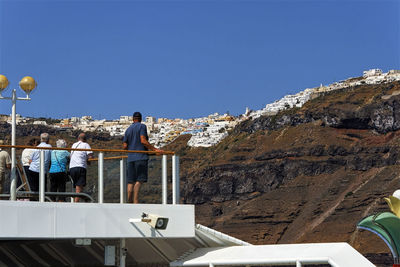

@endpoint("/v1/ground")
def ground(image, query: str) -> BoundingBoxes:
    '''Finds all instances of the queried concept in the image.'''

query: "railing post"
[39,150,45,202]
[172,155,180,205]
[98,152,104,204]
[10,90,16,201]
[162,155,167,204]
[120,158,126,204]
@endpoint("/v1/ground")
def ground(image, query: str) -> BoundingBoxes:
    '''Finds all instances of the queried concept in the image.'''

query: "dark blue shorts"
[69,167,87,187]
[127,160,148,183]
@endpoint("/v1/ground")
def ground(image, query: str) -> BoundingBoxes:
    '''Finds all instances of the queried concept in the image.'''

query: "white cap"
[393,190,400,200]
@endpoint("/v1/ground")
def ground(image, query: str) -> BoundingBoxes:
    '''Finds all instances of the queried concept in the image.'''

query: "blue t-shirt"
[49,150,70,173]
[123,122,149,162]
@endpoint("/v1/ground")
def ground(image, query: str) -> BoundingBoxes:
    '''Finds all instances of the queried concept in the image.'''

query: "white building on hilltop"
[363,69,383,77]
[119,116,131,124]
[248,87,314,119]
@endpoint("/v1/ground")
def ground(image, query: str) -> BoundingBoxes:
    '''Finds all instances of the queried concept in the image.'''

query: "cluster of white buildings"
[3,69,399,148]
[314,69,400,94]
[246,69,400,120]
[56,113,237,148]
[244,69,400,119]
[246,87,314,119]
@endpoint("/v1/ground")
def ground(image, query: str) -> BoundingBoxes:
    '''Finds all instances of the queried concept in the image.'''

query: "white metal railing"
[36,150,180,204]
[0,145,180,204]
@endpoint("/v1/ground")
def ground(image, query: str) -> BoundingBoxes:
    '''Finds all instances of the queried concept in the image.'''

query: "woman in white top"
[69,133,93,202]
[21,138,39,174]
[20,138,39,189]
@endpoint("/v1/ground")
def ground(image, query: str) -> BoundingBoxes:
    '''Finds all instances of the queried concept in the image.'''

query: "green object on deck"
[357,212,400,262]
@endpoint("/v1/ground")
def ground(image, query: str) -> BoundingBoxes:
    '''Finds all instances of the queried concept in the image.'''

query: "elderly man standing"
[123,112,162,204]
[69,133,93,202]
[0,140,11,194]
[28,133,52,192]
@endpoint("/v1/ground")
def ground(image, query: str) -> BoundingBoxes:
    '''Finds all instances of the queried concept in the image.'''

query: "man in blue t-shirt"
[123,112,162,203]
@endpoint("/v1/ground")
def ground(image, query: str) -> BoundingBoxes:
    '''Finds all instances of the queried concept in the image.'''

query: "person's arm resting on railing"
[123,137,162,154]
[140,135,162,153]
[87,152,94,165]
[123,142,128,150]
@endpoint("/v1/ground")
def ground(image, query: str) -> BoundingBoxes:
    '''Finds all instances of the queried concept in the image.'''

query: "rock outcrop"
[236,82,400,134]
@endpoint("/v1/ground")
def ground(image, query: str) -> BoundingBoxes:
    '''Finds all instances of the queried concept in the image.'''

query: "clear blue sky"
[0,0,399,120]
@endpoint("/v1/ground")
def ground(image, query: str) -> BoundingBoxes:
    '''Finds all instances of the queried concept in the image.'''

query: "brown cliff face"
[167,81,400,266]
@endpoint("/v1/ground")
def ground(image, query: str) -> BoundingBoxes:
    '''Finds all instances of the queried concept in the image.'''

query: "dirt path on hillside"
[292,168,385,243]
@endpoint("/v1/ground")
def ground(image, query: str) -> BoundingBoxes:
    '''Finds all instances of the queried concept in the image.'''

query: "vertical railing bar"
[172,155,180,205]
[39,150,45,202]
[120,158,126,204]
[172,155,176,205]
[176,155,180,204]
[10,89,16,201]
[162,155,167,204]
[98,152,104,204]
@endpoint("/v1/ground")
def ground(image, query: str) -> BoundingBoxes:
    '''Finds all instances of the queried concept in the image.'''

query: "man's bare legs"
[74,185,83,202]
[127,181,142,203]
[133,181,142,204]
[127,183,134,203]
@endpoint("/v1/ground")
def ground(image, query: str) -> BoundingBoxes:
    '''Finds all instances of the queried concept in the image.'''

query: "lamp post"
[0,75,37,201]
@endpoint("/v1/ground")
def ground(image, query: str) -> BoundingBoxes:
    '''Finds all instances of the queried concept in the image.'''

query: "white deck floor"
[0,201,194,239]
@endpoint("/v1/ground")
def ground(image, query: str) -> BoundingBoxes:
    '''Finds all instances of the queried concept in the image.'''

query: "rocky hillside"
[170,81,400,266]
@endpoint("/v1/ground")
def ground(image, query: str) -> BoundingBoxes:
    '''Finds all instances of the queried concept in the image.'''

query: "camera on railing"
[129,212,169,230]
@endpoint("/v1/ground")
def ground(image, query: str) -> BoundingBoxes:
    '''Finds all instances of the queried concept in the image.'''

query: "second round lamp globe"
[19,76,37,95]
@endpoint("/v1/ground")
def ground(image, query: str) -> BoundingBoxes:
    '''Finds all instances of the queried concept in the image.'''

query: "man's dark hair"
[133,112,142,121]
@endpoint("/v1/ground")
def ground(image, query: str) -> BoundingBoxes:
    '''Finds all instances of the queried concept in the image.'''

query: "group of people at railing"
[20,132,93,202]
[0,111,166,203]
